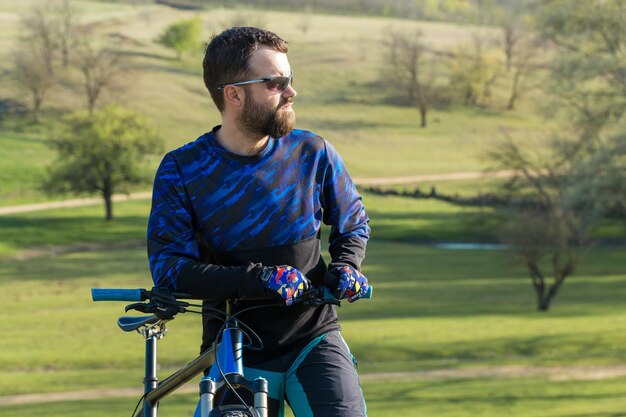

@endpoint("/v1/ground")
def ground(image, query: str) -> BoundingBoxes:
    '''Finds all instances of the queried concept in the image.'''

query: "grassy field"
[0,187,625,416]
[1,193,625,416]
[0,1,558,206]
[3,376,626,417]
[0,191,500,260]
[1,2,625,417]
[0,199,151,259]
[1,238,625,415]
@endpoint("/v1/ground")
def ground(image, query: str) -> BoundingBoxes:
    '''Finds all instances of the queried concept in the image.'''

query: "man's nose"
[283,84,297,99]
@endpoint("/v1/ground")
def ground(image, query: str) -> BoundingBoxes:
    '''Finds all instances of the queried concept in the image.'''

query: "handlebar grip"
[362,285,373,299]
[322,285,373,301]
[91,288,144,302]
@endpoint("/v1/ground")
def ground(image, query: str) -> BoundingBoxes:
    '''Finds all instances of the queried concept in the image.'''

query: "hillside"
[0,1,555,206]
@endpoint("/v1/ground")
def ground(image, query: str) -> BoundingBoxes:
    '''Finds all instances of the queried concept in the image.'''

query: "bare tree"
[73,39,127,114]
[448,33,502,107]
[20,1,59,76]
[496,0,530,72]
[298,6,314,35]
[502,18,520,72]
[385,29,440,127]
[505,37,540,110]
[489,131,626,311]
[54,0,81,68]
[13,48,56,122]
[13,0,82,120]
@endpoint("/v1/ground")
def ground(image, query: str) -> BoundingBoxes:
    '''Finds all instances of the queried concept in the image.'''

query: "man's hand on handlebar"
[328,265,370,303]
[260,265,311,306]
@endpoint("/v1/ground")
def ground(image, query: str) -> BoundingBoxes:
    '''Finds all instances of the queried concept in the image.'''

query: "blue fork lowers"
[199,321,268,417]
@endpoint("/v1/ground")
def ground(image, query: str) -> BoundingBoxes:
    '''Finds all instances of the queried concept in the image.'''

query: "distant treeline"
[362,185,528,208]
[155,0,534,23]
[362,186,626,220]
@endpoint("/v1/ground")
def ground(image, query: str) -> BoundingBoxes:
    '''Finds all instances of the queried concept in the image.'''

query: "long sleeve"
[320,141,370,271]
[146,153,266,300]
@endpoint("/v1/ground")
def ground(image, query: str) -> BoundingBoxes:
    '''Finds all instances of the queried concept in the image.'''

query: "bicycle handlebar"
[92,286,372,304]
[320,285,372,300]
[92,288,145,302]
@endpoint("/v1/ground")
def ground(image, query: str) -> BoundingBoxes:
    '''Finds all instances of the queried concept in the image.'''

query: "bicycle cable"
[135,295,311,414]
[166,302,269,409]
[210,302,277,410]
[130,391,148,417]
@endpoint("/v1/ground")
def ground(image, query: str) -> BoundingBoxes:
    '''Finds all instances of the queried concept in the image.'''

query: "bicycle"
[91,285,372,417]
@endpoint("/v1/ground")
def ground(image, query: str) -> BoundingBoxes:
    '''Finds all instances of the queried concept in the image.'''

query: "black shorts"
[195,331,367,417]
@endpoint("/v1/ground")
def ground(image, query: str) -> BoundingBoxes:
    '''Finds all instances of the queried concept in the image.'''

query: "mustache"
[279,98,294,107]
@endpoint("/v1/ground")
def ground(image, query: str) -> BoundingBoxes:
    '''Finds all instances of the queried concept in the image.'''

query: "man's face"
[240,85,296,139]
[237,47,297,139]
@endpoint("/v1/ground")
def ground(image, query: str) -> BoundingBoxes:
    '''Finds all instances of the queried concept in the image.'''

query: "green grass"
[0,199,152,259]
[0,3,559,206]
[0,132,56,204]
[0,191,499,260]
[1,243,625,391]
[364,191,499,243]
[3,376,626,417]
[0,242,625,416]
[1,3,625,416]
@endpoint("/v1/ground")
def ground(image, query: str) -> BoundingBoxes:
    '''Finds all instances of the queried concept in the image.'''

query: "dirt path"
[352,170,515,186]
[2,364,626,406]
[0,191,152,216]
[0,171,513,217]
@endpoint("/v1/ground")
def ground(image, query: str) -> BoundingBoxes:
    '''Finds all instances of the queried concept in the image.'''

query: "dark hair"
[203,27,288,112]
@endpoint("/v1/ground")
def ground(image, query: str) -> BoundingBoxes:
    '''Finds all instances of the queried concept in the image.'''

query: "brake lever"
[125,302,155,313]
[151,288,190,309]
[299,287,341,307]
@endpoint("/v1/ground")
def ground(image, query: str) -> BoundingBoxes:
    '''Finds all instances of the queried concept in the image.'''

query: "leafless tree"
[385,29,440,127]
[298,6,313,35]
[538,0,626,137]
[502,18,520,72]
[489,130,626,311]
[448,33,502,107]
[54,0,81,68]
[505,37,540,110]
[74,39,127,114]
[20,1,59,76]
[13,48,56,122]
[13,0,82,119]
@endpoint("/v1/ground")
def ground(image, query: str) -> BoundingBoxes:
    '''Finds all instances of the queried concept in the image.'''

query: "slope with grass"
[0,2,557,206]
[1,240,625,415]
[1,2,625,416]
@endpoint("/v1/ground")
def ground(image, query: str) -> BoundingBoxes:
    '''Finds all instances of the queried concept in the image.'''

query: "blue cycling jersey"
[147,126,370,358]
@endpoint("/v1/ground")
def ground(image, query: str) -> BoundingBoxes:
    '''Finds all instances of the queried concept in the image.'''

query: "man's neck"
[215,124,269,156]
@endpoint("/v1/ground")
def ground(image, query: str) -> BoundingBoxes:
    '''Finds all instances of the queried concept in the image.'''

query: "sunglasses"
[217,71,293,92]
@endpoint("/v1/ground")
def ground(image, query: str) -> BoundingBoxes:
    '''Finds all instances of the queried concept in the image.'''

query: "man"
[147,26,370,417]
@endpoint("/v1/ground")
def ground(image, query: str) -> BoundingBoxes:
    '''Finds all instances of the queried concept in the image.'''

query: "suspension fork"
[199,301,268,417]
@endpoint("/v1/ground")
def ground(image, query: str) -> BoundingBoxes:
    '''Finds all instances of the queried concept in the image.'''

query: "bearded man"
[147,26,370,417]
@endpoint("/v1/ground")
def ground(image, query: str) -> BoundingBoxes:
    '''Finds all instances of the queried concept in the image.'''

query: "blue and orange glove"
[260,265,310,306]
[330,266,369,303]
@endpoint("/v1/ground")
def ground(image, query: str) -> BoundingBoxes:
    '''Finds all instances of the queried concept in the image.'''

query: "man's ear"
[223,85,244,108]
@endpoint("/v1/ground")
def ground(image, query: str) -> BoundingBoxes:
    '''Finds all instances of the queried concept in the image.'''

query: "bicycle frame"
[92,286,371,417]
[133,319,216,417]
[198,315,268,417]
[94,290,268,417]
[133,318,267,417]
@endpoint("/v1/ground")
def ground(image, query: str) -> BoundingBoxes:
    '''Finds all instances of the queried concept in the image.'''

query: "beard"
[239,91,296,139]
